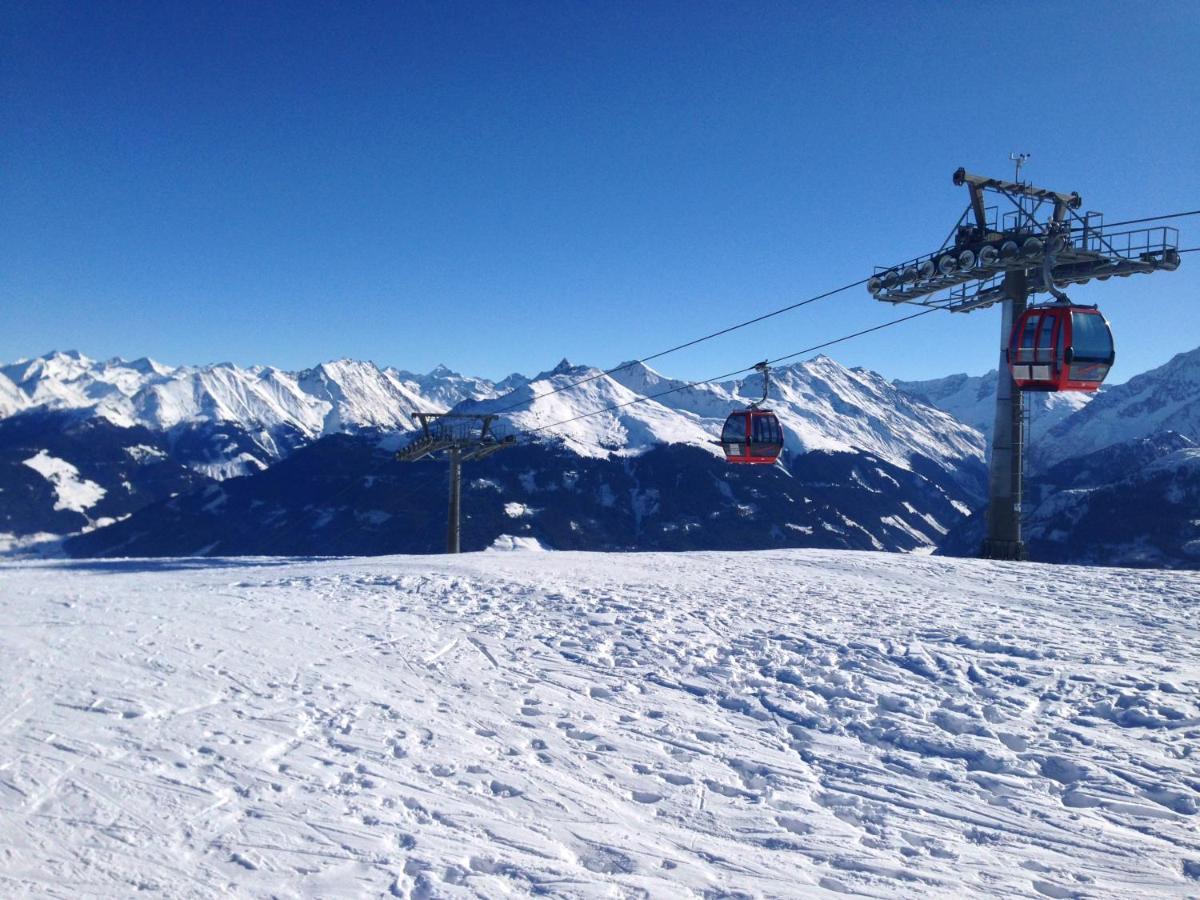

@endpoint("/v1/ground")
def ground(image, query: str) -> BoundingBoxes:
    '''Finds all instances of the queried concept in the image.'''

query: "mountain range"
[895,369,1090,446]
[0,351,513,472]
[1,346,1197,567]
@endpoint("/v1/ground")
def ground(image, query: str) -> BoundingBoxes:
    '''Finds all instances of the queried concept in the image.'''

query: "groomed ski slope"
[0,550,1197,898]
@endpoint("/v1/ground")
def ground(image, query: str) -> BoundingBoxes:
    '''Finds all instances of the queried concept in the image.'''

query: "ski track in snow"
[0,550,1197,898]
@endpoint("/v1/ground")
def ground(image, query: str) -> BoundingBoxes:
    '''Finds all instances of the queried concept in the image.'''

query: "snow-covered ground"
[0,550,1197,898]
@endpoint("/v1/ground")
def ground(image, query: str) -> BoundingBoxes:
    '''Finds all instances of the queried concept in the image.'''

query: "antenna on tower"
[1009,152,1030,184]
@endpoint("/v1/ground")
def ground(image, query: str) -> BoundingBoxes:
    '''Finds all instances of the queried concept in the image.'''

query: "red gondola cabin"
[1008,304,1115,392]
[720,409,784,464]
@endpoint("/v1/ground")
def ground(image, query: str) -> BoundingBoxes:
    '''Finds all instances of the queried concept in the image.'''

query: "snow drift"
[1,550,1196,896]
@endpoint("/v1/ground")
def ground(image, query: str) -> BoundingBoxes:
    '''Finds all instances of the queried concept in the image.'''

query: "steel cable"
[1073,209,1200,230]
[485,277,869,416]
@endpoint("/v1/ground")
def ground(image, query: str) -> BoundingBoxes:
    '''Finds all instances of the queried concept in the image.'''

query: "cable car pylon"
[395,413,516,553]
[867,163,1184,561]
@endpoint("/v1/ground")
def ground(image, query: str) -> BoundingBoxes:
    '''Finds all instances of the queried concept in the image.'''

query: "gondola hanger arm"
[751,360,771,408]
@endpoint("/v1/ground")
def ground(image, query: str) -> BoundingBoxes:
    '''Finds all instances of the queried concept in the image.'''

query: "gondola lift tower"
[394,413,516,554]
[868,161,1183,560]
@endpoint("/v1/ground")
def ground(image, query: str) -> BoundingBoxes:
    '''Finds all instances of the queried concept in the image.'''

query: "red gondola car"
[1008,304,1115,392]
[718,361,784,464]
[720,408,784,464]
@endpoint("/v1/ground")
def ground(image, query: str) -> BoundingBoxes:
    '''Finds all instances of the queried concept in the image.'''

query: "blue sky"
[2,1,1198,383]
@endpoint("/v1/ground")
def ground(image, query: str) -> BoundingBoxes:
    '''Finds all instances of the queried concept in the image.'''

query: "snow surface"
[488,534,548,552]
[21,450,106,513]
[0,532,64,557]
[1,550,1197,897]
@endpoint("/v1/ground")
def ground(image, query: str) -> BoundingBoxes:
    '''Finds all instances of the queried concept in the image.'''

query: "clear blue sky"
[2,1,1198,383]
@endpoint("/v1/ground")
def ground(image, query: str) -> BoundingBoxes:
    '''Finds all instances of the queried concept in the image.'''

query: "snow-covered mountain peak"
[1,351,130,416]
[295,359,425,434]
[2,350,95,386]
[608,360,702,395]
[460,353,984,474]
[603,362,734,420]
[0,371,28,418]
[3,348,984,475]
[797,352,838,370]
[0,352,502,448]
[456,364,721,460]
[896,368,1092,439]
[746,355,985,469]
[109,356,175,377]
[521,358,593,384]
[389,364,500,411]
[1144,345,1200,386]
[34,349,90,367]
[1038,345,1200,466]
[302,357,387,381]
[494,372,529,393]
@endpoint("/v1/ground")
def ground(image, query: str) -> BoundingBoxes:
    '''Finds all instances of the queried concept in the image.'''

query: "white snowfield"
[0,551,1197,898]
[21,450,107,514]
